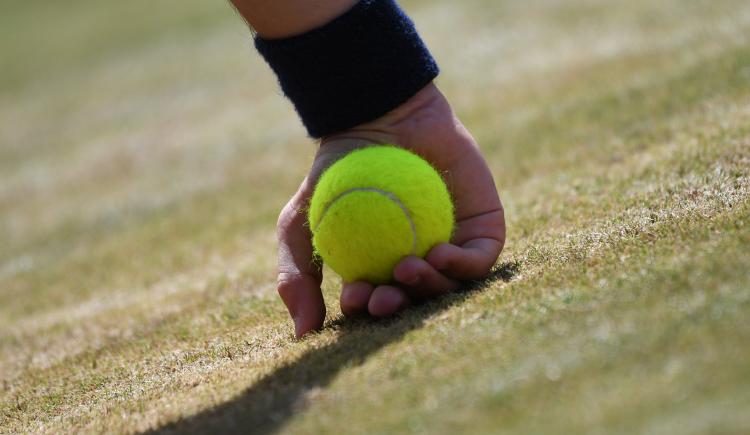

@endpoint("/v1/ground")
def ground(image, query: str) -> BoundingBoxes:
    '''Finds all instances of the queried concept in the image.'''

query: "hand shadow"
[145,261,519,435]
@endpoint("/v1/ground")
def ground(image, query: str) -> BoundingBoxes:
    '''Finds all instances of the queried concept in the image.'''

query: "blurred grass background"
[1,0,749,433]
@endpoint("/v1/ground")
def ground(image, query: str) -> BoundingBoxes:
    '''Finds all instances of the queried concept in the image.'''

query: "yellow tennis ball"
[308,145,454,284]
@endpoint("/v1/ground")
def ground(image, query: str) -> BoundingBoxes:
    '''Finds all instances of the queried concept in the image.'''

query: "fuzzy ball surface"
[308,145,454,284]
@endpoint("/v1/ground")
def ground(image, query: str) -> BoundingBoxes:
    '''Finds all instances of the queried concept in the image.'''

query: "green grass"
[2,0,750,433]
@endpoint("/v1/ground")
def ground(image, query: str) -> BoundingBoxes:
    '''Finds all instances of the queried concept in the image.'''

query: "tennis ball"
[308,145,454,284]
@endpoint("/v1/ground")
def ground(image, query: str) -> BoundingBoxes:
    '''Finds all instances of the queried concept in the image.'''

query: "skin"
[230,0,359,38]
[230,0,506,338]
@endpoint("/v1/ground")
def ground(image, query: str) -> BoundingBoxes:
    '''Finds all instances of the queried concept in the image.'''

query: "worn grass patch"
[1,0,749,433]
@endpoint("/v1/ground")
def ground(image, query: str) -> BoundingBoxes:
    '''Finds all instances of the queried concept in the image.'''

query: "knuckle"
[276,202,294,228]
[276,272,302,297]
[276,201,305,232]
[277,270,320,293]
[277,269,305,285]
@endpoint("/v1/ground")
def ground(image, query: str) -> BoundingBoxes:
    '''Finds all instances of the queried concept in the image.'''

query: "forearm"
[229,0,357,38]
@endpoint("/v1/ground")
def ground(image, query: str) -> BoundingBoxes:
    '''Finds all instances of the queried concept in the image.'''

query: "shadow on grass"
[146,261,519,435]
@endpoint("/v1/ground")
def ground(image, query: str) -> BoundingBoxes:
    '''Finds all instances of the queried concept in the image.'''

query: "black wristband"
[254,0,439,138]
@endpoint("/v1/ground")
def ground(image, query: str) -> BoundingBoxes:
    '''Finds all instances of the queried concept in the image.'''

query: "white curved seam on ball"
[313,187,418,255]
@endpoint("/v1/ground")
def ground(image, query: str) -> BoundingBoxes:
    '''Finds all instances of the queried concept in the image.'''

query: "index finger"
[276,179,326,338]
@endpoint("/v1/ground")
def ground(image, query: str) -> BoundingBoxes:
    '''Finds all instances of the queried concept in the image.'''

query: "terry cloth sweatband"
[254,0,440,138]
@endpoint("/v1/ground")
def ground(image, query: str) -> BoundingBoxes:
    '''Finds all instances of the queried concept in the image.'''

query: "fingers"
[339,225,503,321]
[340,281,374,317]
[340,281,411,318]
[393,256,461,299]
[424,206,506,280]
[347,233,500,319]
[425,239,503,280]
[342,254,461,319]
[339,238,499,320]
[277,184,326,339]
[368,285,411,317]
[277,272,326,339]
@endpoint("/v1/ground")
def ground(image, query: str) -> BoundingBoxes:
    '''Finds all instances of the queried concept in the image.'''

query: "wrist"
[255,0,440,138]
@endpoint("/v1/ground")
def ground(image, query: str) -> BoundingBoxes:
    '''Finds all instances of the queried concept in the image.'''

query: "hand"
[276,83,506,338]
